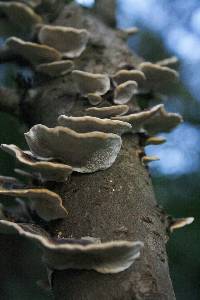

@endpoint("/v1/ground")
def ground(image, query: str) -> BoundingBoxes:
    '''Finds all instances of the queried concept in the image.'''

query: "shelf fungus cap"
[113,70,146,87]
[138,62,179,92]
[0,1,43,28]
[58,115,132,135]
[156,56,178,67]
[5,37,61,65]
[145,136,166,146]
[0,220,143,273]
[112,104,163,133]
[25,125,122,173]
[72,70,110,96]
[38,25,89,58]
[0,188,67,221]
[141,155,160,165]
[85,105,129,118]
[170,217,194,232]
[1,144,73,182]
[144,105,183,134]
[36,60,74,77]
[87,93,103,106]
[114,80,138,104]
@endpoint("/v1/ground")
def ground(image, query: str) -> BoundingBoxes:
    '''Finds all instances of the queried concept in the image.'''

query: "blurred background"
[0,0,199,299]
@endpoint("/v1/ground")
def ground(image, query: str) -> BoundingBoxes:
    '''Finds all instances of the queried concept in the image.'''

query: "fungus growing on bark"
[144,105,183,134]
[57,115,132,135]
[36,60,74,77]
[156,56,178,67]
[38,25,89,58]
[0,188,67,221]
[85,105,129,118]
[87,93,103,106]
[0,1,43,29]
[141,155,160,165]
[0,1,189,298]
[72,70,110,97]
[118,27,139,39]
[0,220,143,273]
[114,80,138,104]
[145,136,166,145]
[113,104,182,134]
[112,104,163,132]
[25,125,122,173]
[1,144,73,182]
[5,37,61,65]
[138,62,179,92]
[169,217,194,232]
[113,69,146,87]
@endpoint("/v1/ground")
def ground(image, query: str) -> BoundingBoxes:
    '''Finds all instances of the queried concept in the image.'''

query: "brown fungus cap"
[85,105,129,118]
[156,56,178,67]
[0,220,143,274]
[141,155,160,165]
[36,60,74,77]
[38,25,89,58]
[1,144,73,182]
[0,188,67,221]
[170,217,194,232]
[138,62,179,92]
[25,125,122,173]
[72,70,110,96]
[112,104,164,133]
[5,37,61,65]
[0,1,43,28]
[87,93,103,106]
[144,105,183,134]
[57,115,132,135]
[114,80,138,104]
[145,136,166,146]
[113,69,146,87]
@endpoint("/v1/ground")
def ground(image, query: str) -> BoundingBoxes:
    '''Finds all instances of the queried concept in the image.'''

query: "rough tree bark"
[0,2,175,300]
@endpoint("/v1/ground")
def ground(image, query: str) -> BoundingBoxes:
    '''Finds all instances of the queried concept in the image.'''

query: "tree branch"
[0,3,175,299]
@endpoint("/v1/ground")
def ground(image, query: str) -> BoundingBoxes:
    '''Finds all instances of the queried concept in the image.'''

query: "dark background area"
[0,0,199,299]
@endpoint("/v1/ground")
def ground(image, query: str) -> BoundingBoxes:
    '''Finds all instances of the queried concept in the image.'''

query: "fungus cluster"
[0,0,194,292]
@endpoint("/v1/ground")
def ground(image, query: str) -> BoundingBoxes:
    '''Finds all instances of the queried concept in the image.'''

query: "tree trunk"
[1,3,175,300]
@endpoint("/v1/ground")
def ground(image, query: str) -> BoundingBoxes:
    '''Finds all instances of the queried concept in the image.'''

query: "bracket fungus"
[169,217,194,232]
[85,105,129,118]
[87,93,103,106]
[113,104,182,134]
[114,80,138,104]
[0,1,43,29]
[144,105,183,134]
[72,70,110,97]
[1,144,73,182]
[141,155,160,165]
[5,37,61,65]
[0,220,143,273]
[113,69,146,87]
[145,136,166,146]
[38,25,89,58]
[112,104,163,133]
[57,115,132,135]
[138,62,179,92]
[117,27,139,40]
[0,188,67,221]
[36,60,74,77]
[25,124,122,173]
[156,56,178,67]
